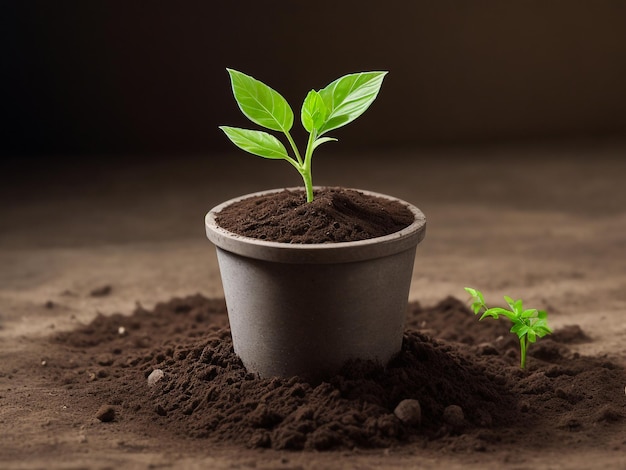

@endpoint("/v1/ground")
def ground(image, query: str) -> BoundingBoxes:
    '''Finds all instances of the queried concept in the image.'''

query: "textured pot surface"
[205,188,426,382]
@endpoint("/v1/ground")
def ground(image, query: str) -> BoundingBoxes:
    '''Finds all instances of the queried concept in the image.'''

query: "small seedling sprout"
[220,69,387,202]
[464,287,553,369]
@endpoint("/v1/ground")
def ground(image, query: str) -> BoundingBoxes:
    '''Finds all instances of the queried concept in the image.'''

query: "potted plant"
[205,69,426,382]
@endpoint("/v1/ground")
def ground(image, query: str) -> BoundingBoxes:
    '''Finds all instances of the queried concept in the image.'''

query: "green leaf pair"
[220,69,388,202]
[464,287,553,369]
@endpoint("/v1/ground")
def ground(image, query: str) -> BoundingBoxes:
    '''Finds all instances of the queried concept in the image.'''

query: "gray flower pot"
[205,188,426,382]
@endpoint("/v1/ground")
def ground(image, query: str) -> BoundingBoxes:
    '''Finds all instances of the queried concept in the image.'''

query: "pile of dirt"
[214,188,415,243]
[50,295,625,453]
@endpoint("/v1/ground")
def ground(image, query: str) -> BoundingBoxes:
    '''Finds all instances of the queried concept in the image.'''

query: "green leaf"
[511,324,529,339]
[312,136,338,151]
[464,287,478,297]
[465,287,486,310]
[535,326,552,337]
[480,307,509,320]
[219,126,291,161]
[227,69,294,132]
[533,319,553,336]
[522,308,538,319]
[485,307,516,322]
[301,89,328,133]
[317,71,387,135]
[503,296,524,314]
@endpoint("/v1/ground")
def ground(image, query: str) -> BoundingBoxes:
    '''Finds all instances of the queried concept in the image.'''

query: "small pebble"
[95,405,116,422]
[147,369,165,387]
[393,399,421,426]
[118,326,126,336]
[443,405,465,429]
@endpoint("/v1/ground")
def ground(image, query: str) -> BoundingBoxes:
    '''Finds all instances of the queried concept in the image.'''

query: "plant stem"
[284,129,316,202]
[301,168,314,203]
[300,131,317,202]
[519,336,527,369]
[284,131,303,166]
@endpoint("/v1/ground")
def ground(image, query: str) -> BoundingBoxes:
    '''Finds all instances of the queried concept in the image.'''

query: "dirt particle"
[394,399,421,426]
[477,343,499,356]
[248,403,282,429]
[443,405,465,431]
[560,417,582,432]
[95,405,116,422]
[248,429,271,448]
[96,355,114,366]
[147,369,164,387]
[595,405,624,423]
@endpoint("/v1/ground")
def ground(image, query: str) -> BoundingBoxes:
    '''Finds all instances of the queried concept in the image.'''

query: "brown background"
[4,0,626,157]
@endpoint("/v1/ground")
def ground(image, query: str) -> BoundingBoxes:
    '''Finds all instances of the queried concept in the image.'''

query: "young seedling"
[219,69,387,202]
[464,287,553,369]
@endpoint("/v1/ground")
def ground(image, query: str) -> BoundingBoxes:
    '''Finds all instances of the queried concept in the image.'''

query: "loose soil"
[2,150,626,469]
[43,294,625,455]
[215,188,414,243]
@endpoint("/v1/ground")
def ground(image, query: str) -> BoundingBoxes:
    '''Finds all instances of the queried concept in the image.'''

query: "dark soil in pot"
[215,187,414,243]
[48,295,626,453]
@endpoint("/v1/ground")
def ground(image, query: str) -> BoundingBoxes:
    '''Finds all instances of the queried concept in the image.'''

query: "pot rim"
[205,187,426,264]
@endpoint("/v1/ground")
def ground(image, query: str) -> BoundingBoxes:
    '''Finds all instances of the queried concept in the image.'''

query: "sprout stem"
[301,130,317,203]
[284,131,303,166]
[301,170,314,203]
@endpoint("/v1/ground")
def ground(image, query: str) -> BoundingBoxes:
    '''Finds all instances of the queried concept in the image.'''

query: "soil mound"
[215,187,414,243]
[51,295,625,453]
